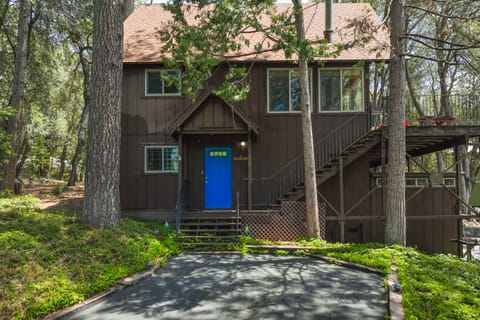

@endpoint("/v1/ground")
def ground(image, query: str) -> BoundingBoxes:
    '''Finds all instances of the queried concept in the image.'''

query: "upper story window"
[319,68,364,112]
[267,68,312,113]
[145,69,181,96]
[145,145,179,173]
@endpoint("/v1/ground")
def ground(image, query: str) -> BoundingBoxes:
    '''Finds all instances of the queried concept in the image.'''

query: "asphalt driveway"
[63,254,387,320]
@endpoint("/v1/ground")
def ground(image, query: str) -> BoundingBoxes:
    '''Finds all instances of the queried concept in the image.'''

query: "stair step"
[178,235,239,239]
[180,222,238,226]
[180,228,239,233]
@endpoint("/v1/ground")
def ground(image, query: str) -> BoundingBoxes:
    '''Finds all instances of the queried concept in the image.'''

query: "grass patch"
[2,197,479,320]
[312,243,480,319]
[0,196,179,320]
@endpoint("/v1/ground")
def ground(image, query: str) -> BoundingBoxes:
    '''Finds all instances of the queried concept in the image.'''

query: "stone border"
[387,260,405,320]
[309,254,404,320]
[308,253,385,276]
[44,261,164,320]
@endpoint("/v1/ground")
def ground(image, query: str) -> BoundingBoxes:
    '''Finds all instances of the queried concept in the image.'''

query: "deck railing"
[372,94,480,126]
[256,112,368,207]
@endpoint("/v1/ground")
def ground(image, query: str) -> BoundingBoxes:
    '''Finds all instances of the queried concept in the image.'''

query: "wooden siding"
[319,152,459,255]
[121,62,370,210]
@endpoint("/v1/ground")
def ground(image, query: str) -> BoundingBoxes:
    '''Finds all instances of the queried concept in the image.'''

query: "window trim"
[318,67,364,113]
[144,145,179,174]
[266,68,313,114]
[144,69,181,97]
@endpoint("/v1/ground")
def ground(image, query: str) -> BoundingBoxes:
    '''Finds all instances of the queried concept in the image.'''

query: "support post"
[339,157,345,242]
[248,130,253,211]
[178,133,183,196]
[455,145,464,257]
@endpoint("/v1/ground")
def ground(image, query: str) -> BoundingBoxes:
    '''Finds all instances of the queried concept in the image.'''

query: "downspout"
[324,0,333,43]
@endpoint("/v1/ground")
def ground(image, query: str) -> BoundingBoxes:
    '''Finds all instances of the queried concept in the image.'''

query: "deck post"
[248,130,252,211]
[178,132,183,196]
[455,144,463,257]
[339,157,345,242]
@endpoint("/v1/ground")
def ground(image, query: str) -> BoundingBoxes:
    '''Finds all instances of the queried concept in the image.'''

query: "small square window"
[145,146,179,173]
[406,178,417,187]
[145,69,181,96]
[443,178,455,187]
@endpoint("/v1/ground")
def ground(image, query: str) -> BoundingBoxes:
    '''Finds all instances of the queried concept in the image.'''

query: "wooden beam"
[248,131,252,211]
[455,145,463,256]
[325,215,478,221]
[339,157,345,243]
[178,133,183,196]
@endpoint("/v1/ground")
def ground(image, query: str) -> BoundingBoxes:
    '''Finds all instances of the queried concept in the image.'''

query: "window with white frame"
[145,69,181,96]
[144,145,179,173]
[319,68,364,112]
[267,69,312,112]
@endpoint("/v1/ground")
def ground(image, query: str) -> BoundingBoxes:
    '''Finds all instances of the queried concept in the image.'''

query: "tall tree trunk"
[58,142,68,180]
[83,0,123,227]
[68,47,91,187]
[68,103,88,186]
[123,0,134,19]
[15,133,30,179]
[293,0,321,239]
[385,0,407,245]
[2,0,31,191]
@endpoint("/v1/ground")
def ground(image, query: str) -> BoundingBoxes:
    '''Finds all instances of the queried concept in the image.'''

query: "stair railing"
[258,113,368,206]
[174,181,188,237]
[236,191,240,236]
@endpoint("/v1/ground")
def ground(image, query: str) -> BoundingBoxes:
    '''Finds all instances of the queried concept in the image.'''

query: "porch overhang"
[168,91,259,137]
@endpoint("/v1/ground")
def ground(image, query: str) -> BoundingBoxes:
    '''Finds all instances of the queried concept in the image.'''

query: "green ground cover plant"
[2,195,479,320]
[313,243,480,320]
[0,196,180,320]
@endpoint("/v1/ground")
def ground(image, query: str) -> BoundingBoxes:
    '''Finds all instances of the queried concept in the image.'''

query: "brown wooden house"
[121,3,480,254]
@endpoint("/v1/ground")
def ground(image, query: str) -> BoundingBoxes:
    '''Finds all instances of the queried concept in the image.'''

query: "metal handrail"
[258,112,368,206]
[236,191,240,236]
[373,93,480,126]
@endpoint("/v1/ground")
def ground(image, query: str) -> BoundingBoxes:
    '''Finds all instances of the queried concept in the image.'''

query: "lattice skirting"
[241,201,326,241]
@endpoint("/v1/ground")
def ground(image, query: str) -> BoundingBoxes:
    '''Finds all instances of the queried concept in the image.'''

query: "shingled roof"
[123,3,389,63]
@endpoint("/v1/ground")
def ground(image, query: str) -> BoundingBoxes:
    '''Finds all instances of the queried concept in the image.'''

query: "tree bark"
[293,0,321,239]
[58,142,68,180]
[68,47,91,187]
[385,0,407,246]
[2,0,31,191]
[82,0,123,227]
[123,0,134,20]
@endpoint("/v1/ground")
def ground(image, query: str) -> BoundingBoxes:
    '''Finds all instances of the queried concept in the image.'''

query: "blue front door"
[204,147,232,209]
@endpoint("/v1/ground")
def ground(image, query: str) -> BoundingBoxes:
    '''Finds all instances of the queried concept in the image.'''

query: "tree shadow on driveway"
[63,254,387,320]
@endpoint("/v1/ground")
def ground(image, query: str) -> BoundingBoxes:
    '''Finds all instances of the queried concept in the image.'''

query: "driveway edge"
[44,261,163,320]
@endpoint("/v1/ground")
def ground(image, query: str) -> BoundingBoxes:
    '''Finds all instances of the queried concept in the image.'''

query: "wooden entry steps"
[178,211,241,246]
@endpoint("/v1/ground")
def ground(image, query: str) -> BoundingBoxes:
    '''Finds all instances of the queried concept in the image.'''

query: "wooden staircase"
[272,130,381,204]
[178,211,241,246]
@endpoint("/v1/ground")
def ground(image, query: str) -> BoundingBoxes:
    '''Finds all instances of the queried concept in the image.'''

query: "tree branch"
[405,34,480,51]
[405,4,480,20]
[402,52,460,65]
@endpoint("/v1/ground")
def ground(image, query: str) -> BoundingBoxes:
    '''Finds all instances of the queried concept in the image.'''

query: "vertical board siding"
[122,64,368,211]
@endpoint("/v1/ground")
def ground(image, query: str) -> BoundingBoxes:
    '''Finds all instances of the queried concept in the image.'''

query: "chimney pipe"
[324,0,333,43]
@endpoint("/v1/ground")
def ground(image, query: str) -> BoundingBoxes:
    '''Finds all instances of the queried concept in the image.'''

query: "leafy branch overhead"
[158,0,347,101]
